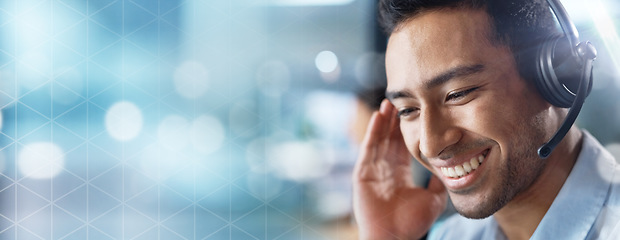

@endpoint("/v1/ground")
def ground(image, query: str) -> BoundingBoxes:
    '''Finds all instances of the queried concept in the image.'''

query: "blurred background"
[0,0,618,239]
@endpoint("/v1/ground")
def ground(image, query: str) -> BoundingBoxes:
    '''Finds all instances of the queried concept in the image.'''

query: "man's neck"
[494,127,583,240]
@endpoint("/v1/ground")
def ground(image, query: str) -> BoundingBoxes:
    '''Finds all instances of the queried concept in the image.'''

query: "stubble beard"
[454,150,546,219]
[451,119,548,219]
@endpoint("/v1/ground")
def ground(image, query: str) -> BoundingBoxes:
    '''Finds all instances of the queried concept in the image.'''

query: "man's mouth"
[440,150,488,179]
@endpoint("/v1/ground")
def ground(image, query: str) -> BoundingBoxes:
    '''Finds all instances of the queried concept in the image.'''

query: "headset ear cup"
[535,35,584,108]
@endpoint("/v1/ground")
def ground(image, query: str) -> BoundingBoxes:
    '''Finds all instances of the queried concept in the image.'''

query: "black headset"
[527,0,598,158]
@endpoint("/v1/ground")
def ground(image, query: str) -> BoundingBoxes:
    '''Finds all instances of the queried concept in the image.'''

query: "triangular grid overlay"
[0,0,372,239]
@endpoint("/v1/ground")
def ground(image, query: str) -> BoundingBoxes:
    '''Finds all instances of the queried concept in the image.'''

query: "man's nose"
[418,108,461,159]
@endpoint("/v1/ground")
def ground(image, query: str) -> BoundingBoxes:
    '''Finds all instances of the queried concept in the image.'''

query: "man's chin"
[449,193,502,220]
[453,206,495,219]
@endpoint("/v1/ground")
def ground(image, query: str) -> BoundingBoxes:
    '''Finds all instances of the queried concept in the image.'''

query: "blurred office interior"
[0,0,619,239]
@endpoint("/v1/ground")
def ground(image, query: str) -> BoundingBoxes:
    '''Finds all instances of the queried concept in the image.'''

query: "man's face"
[385,9,555,219]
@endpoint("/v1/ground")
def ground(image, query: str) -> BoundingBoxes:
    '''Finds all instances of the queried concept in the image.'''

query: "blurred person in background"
[320,86,388,239]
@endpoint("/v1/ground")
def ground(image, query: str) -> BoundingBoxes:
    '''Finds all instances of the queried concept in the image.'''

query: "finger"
[376,99,399,145]
[373,100,401,160]
[378,99,402,143]
[382,100,411,164]
[357,100,393,167]
[356,112,384,167]
[379,98,392,116]
[361,101,392,148]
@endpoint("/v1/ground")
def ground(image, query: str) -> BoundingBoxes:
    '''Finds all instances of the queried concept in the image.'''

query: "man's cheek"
[400,128,418,156]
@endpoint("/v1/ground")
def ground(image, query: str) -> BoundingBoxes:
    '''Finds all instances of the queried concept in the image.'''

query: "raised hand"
[352,99,447,240]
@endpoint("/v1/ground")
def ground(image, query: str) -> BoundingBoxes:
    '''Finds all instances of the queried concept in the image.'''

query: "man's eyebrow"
[386,89,413,101]
[386,64,485,101]
[425,64,485,89]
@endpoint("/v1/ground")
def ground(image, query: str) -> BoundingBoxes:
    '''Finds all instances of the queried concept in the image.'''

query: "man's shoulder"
[580,131,620,238]
[589,172,620,239]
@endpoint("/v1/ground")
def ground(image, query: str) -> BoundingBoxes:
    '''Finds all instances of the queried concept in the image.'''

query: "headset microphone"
[536,0,597,159]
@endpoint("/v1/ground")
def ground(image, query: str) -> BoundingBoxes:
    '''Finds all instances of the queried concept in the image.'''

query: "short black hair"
[379,0,558,50]
[378,0,561,68]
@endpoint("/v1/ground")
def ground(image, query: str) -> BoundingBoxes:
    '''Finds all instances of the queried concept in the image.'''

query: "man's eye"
[446,87,479,102]
[397,108,419,118]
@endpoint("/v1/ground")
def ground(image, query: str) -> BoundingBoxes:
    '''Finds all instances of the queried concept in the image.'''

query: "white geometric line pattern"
[0,0,373,239]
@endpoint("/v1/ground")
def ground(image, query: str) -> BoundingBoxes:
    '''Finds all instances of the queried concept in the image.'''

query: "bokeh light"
[315,50,339,73]
[105,101,143,141]
[158,115,190,151]
[588,0,620,74]
[305,90,355,141]
[173,61,209,99]
[317,191,351,219]
[269,141,331,182]
[191,115,225,154]
[18,142,65,179]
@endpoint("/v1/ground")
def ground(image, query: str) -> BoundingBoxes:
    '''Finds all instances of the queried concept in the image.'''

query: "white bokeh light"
[105,101,143,141]
[588,0,620,73]
[191,115,225,154]
[269,141,331,182]
[315,50,339,73]
[18,142,65,179]
[158,115,190,151]
[317,191,352,219]
[173,61,209,99]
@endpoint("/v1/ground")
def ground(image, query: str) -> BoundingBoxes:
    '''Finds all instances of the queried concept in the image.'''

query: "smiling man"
[352,0,620,239]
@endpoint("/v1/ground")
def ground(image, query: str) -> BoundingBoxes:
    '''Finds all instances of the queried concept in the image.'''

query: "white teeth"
[470,158,479,169]
[463,162,472,173]
[447,168,457,178]
[440,153,485,178]
[454,165,465,177]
